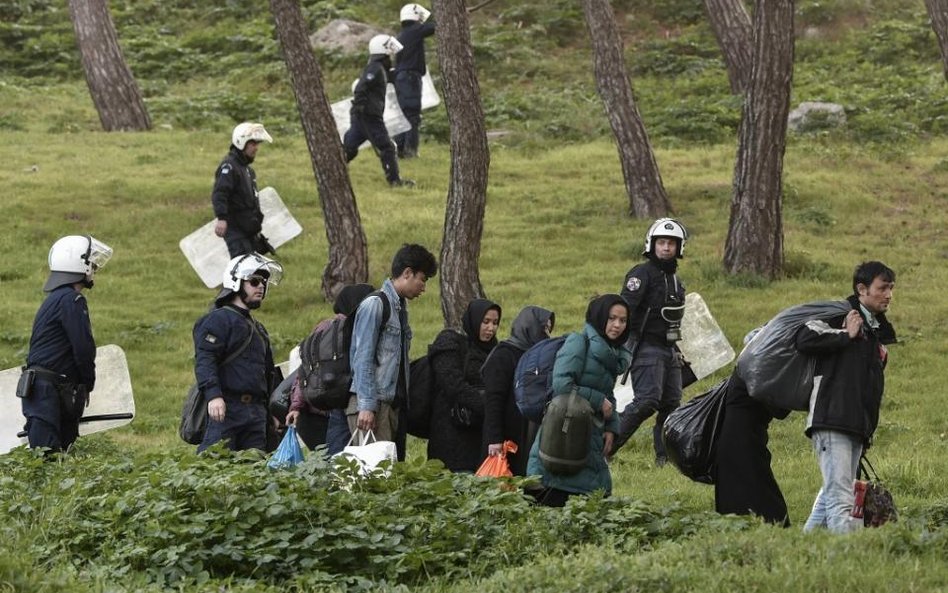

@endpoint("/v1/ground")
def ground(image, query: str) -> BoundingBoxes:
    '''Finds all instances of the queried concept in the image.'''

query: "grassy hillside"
[1,0,947,591]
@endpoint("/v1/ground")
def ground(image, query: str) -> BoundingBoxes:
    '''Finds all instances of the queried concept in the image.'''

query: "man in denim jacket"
[347,244,437,442]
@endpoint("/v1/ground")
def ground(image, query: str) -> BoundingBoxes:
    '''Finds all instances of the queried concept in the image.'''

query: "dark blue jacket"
[395,20,436,74]
[193,305,273,401]
[352,56,392,119]
[26,285,96,389]
[211,147,263,237]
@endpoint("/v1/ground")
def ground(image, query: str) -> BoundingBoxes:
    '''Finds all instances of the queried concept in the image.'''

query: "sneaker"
[390,178,416,188]
[655,455,668,467]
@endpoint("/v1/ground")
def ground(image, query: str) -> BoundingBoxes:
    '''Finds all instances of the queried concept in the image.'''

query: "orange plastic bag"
[475,440,518,478]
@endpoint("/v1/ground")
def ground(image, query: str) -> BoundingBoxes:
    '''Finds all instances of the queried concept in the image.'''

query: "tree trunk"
[269,0,368,300]
[703,0,754,94]
[432,0,489,329]
[68,0,150,131]
[723,0,794,279]
[926,0,948,82]
[580,0,671,218]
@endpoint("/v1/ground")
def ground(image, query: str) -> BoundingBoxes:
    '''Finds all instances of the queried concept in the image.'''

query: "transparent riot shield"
[331,83,412,146]
[613,292,735,413]
[1,344,135,454]
[179,186,303,288]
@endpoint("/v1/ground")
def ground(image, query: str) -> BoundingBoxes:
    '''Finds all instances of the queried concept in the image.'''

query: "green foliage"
[0,444,659,589]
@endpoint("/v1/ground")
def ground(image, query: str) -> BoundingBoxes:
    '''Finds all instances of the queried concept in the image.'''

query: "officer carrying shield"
[610,218,689,465]
[19,235,112,452]
[212,122,275,257]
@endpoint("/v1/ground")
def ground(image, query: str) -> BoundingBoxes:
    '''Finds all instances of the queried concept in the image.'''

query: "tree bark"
[68,0,150,131]
[723,0,794,279]
[703,0,754,94]
[926,0,948,83]
[580,0,671,218]
[269,0,368,300]
[433,0,489,328]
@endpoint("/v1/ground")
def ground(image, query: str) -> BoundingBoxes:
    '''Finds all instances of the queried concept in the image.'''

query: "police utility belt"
[16,366,71,400]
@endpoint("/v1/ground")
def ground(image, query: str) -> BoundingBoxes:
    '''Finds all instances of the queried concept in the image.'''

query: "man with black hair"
[800,260,896,534]
[194,253,283,453]
[347,244,437,443]
[611,218,689,465]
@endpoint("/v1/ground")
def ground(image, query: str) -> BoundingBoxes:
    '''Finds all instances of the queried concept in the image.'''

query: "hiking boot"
[390,178,416,188]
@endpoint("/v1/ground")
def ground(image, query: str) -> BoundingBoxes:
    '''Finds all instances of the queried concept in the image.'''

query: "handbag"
[475,440,517,478]
[267,425,306,469]
[852,454,898,527]
[333,429,397,477]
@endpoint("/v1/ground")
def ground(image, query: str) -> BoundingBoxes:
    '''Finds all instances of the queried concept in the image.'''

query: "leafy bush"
[0,444,660,590]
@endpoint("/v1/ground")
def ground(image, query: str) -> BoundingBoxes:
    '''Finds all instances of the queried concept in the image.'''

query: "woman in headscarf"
[527,294,632,506]
[426,298,502,472]
[482,305,555,476]
[285,283,375,451]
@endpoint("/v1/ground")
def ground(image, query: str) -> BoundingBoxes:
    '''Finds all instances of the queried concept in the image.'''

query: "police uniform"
[22,285,96,451]
[343,55,401,184]
[211,146,266,258]
[194,305,274,452]
[613,258,686,459]
[393,19,435,157]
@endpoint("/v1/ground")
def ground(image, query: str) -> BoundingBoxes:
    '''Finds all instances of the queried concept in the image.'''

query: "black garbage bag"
[662,378,729,484]
[736,300,850,411]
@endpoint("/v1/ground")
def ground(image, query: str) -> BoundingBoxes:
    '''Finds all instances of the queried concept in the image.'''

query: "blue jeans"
[803,430,863,534]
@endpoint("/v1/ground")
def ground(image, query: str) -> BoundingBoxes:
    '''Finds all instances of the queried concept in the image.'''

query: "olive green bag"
[538,389,594,475]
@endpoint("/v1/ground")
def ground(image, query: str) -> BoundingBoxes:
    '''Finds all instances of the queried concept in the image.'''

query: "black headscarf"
[586,294,631,347]
[506,306,555,351]
[333,283,375,317]
[462,298,502,353]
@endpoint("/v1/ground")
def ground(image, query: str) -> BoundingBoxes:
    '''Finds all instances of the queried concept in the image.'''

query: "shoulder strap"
[219,306,256,368]
[369,290,391,327]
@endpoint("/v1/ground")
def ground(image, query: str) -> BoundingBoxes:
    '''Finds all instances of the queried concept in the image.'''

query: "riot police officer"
[393,3,435,158]
[212,122,274,257]
[194,252,283,453]
[611,218,688,465]
[343,35,414,187]
[20,235,112,452]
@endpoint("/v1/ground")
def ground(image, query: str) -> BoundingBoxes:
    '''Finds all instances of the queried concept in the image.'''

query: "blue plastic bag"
[267,425,305,469]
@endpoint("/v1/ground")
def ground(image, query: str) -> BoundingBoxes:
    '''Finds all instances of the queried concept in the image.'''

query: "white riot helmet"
[400,3,431,23]
[643,218,688,258]
[368,34,403,57]
[215,252,284,306]
[44,235,113,292]
[231,122,273,151]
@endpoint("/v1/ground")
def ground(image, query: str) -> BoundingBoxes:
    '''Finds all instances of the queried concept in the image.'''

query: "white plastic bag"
[333,429,397,477]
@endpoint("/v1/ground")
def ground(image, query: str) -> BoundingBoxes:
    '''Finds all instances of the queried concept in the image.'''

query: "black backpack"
[405,354,434,438]
[298,291,390,410]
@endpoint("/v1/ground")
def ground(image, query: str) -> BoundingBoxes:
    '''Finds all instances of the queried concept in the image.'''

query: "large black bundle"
[736,300,850,411]
[662,378,729,484]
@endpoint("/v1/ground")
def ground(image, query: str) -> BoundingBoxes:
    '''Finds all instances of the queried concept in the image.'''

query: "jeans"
[804,429,863,534]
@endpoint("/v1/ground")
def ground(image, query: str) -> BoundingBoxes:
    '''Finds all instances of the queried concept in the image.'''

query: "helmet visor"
[86,237,113,271]
[258,259,284,286]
